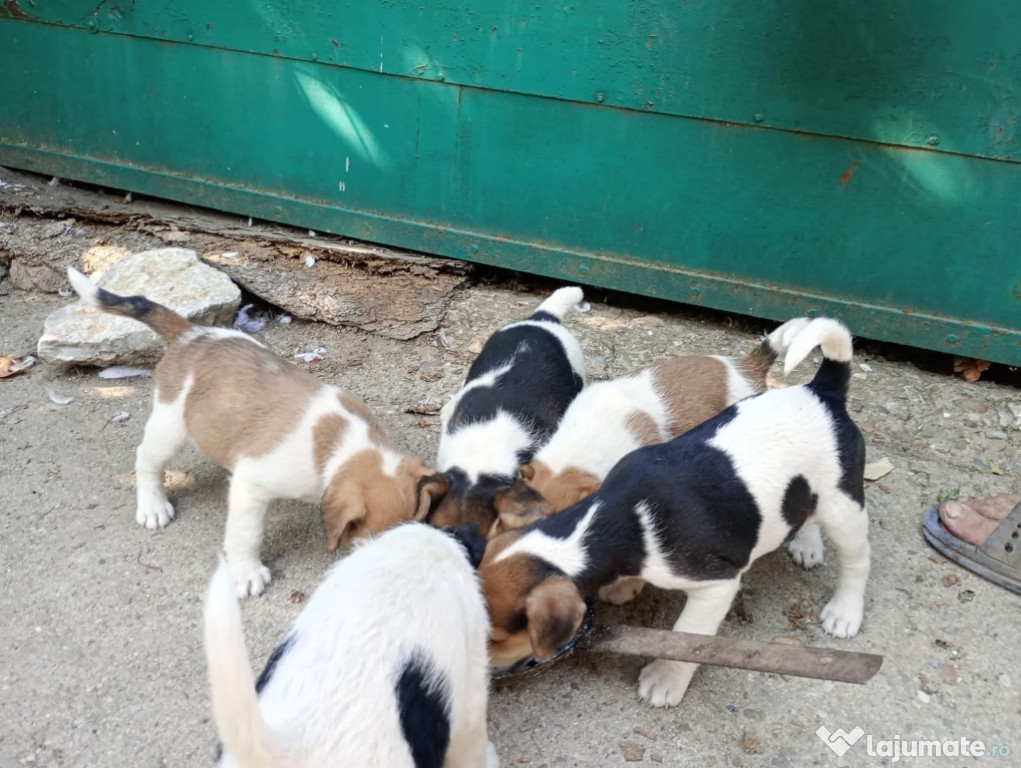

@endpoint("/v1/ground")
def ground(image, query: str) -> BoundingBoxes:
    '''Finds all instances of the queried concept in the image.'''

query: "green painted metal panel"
[8,0,1020,161]
[1,5,1019,364]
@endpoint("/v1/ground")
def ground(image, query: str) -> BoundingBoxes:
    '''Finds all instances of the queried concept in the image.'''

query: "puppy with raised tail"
[205,522,498,768]
[419,287,587,536]
[67,267,437,597]
[489,317,812,533]
[478,318,870,707]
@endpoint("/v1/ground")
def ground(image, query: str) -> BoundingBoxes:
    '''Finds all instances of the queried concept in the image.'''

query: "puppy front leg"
[819,497,870,638]
[444,726,498,768]
[134,399,188,529]
[638,579,741,707]
[224,480,274,598]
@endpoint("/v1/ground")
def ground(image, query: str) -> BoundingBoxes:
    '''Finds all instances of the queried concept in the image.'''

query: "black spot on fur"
[780,475,817,529]
[255,635,294,695]
[95,286,160,319]
[525,404,760,591]
[443,523,487,568]
[448,326,583,451]
[808,358,851,398]
[528,310,560,323]
[807,360,866,506]
[395,651,451,768]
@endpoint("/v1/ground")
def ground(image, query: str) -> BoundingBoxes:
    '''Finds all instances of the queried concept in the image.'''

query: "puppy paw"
[787,525,824,569]
[598,577,646,605]
[638,660,696,708]
[232,562,272,598]
[136,494,175,529]
[820,594,864,638]
[485,741,500,768]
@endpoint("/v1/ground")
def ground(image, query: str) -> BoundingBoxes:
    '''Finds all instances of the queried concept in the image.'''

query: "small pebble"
[985,429,1008,440]
[998,673,1011,689]
[619,740,644,762]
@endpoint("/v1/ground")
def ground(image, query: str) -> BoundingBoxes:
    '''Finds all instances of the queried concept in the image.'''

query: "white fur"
[783,317,853,374]
[532,369,667,478]
[712,355,759,404]
[437,410,534,481]
[533,285,585,318]
[67,266,101,305]
[133,343,407,598]
[496,501,601,578]
[707,390,842,562]
[205,524,498,768]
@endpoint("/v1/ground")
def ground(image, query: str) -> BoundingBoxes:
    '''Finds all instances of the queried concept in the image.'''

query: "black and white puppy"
[204,523,498,767]
[420,287,587,536]
[478,318,870,707]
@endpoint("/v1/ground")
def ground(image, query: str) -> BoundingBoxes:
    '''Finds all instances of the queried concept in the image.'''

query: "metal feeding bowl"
[491,602,597,683]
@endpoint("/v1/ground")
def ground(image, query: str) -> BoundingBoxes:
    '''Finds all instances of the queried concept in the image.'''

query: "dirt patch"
[0,170,1018,768]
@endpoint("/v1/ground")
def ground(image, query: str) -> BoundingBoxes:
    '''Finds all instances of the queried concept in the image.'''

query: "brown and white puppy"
[478,319,870,707]
[489,318,811,535]
[68,267,436,597]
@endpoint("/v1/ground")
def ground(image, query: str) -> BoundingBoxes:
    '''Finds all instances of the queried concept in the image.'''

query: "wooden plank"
[579,625,883,684]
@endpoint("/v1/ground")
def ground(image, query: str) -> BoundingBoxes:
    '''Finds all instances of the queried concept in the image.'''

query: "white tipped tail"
[204,559,278,768]
[782,317,853,375]
[534,286,585,320]
[763,317,812,355]
[67,267,101,306]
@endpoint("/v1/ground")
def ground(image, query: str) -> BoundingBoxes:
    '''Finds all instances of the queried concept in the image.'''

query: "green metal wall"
[1,2,1019,363]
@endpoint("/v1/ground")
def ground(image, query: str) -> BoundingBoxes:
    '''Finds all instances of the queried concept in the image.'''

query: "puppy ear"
[492,480,552,535]
[526,576,586,661]
[321,481,366,551]
[414,473,451,521]
[518,462,536,481]
[570,479,602,506]
[443,523,487,568]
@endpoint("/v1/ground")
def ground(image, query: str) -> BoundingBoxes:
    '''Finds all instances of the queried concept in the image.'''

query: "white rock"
[864,457,894,481]
[37,248,240,366]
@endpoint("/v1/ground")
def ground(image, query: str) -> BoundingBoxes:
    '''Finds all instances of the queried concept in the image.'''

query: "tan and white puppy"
[490,318,811,534]
[68,267,436,597]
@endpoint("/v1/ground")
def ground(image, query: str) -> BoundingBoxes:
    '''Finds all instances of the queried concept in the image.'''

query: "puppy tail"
[531,286,586,321]
[67,266,192,343]
[204,559,280,768]
[782,317,854,395]
[738,317,813,383]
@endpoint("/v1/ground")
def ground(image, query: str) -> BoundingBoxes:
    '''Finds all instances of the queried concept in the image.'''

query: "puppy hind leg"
[787,522,824,569]
[224,480,274,598]
[638,578,741,708]
[818,496,870,638]
[598,576,646,605]
[134,400,189,529]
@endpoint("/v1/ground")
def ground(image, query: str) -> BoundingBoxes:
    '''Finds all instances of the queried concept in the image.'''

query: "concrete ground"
[1,194,1019,767]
